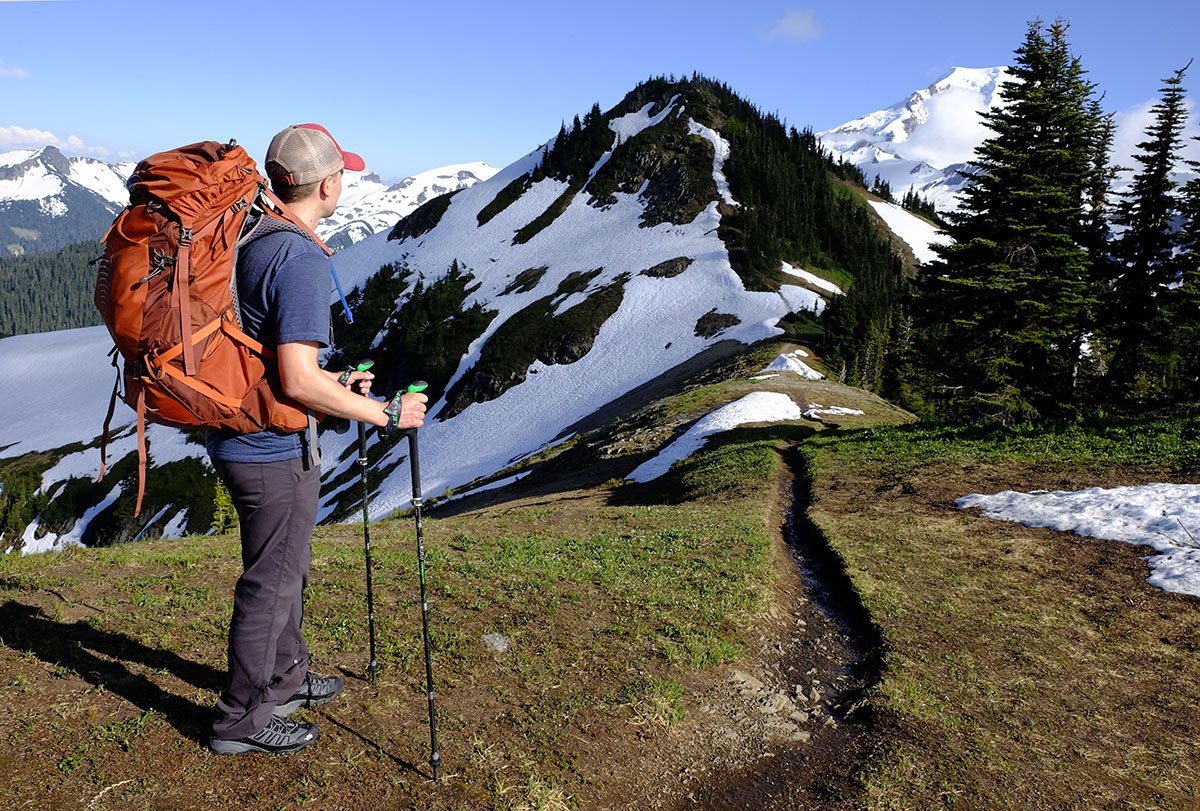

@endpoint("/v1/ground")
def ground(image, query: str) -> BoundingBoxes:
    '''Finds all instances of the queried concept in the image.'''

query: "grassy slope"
[804,420,1200,809]
[0,343,824,810]
[6,335,1196,809]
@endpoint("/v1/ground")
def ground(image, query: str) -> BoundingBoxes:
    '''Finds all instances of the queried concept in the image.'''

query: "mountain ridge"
[0,73,937,550]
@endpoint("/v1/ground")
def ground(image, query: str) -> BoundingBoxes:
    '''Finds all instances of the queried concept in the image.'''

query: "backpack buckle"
[179,227,194,246]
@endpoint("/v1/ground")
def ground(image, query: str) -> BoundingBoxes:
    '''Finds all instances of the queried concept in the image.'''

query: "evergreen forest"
[0,240,102,337]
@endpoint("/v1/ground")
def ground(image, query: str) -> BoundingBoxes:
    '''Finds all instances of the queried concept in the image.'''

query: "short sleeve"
[267,250,332,347]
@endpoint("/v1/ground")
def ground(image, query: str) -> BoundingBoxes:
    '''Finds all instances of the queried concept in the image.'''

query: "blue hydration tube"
[330,261,354,324]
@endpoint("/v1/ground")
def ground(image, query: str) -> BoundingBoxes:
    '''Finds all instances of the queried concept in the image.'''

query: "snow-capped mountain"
[0,144,495,257]
[0,146,134,255]
[819,67,1012,212]
[0,76,942,552]
[318,162,497,250]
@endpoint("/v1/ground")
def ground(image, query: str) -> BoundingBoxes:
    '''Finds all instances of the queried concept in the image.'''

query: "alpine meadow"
[1,9,1199,810]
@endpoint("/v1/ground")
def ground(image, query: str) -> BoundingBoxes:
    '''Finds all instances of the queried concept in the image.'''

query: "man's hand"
[338,369,374,396]
[381,390,428,436]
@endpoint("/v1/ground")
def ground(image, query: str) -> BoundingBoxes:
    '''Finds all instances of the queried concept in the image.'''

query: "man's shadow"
[0,600,224,745]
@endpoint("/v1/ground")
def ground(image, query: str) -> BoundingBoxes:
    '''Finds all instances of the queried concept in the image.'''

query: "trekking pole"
[345,360,380,683]
[403,380,442,781]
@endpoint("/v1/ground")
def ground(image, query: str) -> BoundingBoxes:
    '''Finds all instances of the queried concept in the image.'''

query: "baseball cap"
[265,123,366,186]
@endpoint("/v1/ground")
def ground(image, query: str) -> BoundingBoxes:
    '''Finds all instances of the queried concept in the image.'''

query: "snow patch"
[803,404,865,419]
[687,119,737,207]
[627,392,802,483]
[777,284,825,316]
[162,508,190,539]
[763,351,824,380]
[781,262,842,295]
[610,97,681,144]
[957,484,1200,598]
[438,472,529,506]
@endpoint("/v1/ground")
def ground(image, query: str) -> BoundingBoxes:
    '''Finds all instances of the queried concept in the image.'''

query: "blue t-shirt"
[206,230,332,463]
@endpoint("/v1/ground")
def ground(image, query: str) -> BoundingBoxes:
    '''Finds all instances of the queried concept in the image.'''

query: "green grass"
[0,396,789,808]
[812,415,1200,473]
[802,414,1200,808]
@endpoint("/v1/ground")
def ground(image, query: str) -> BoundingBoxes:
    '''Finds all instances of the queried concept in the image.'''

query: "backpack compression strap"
[173,215,226,377]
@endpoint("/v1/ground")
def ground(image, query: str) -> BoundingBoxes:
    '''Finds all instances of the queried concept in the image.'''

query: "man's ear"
[318,173,336,199]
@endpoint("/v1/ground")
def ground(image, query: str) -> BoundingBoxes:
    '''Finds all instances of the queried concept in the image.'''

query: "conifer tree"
[1104,63,1191,400]
[920,19,1105,423]
[1170,137,1200,397]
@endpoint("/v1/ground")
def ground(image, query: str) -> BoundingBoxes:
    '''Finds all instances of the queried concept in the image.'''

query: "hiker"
[206,124,427,755]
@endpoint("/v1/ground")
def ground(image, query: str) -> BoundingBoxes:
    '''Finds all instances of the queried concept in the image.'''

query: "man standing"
[207,124,427,755]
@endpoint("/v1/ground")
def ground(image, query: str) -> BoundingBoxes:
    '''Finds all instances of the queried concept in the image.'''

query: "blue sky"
[1,0,1197,180]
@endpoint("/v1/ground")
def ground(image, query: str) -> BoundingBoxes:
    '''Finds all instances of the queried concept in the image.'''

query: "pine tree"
[210,479,238,534]
[1104,62,1191,401]
[919,19,1105,423]
[1170,136,1200,398]
[1074,96,1119,389]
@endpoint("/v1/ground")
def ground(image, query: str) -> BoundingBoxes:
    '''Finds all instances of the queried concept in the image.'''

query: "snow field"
[15,483,124,555]
[867,201,950,265]
[957,484,1200,598]
[0,163,64,204]
[626,392,803,483]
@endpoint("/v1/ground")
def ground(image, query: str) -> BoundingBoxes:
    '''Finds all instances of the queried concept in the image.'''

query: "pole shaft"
[407,428,442,781]
[358,423,379,681]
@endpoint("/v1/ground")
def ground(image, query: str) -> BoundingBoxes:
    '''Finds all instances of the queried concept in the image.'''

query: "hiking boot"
[274,672,344,716]
[210,715,318,755]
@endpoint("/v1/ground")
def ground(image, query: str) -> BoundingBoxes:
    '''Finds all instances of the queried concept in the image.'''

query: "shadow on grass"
[0,601,223,744]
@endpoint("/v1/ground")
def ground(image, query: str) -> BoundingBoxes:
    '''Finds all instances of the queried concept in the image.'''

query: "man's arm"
[278,341,426,429]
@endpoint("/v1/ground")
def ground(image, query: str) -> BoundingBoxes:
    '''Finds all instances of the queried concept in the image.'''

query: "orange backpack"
[94,140,332,515]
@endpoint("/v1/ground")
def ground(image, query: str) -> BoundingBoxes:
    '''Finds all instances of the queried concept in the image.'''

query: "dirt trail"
[671,447,883,809]
[598,447,884,810]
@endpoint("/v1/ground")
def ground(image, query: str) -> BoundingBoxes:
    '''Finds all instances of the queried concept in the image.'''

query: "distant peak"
[31,144,72,173]
[927,66,1010,99]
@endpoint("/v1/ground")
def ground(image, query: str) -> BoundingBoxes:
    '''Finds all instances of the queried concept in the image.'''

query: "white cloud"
[0,60,31,80]
[900,87,997,168]
[1112,97,1200,176]
[766,9,821,42]
[0,123,126,160]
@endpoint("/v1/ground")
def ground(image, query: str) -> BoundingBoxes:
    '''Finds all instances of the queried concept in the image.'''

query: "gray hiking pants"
[210,455,320,741]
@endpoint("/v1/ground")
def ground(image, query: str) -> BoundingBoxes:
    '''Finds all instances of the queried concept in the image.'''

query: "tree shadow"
[0,600,224,744]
